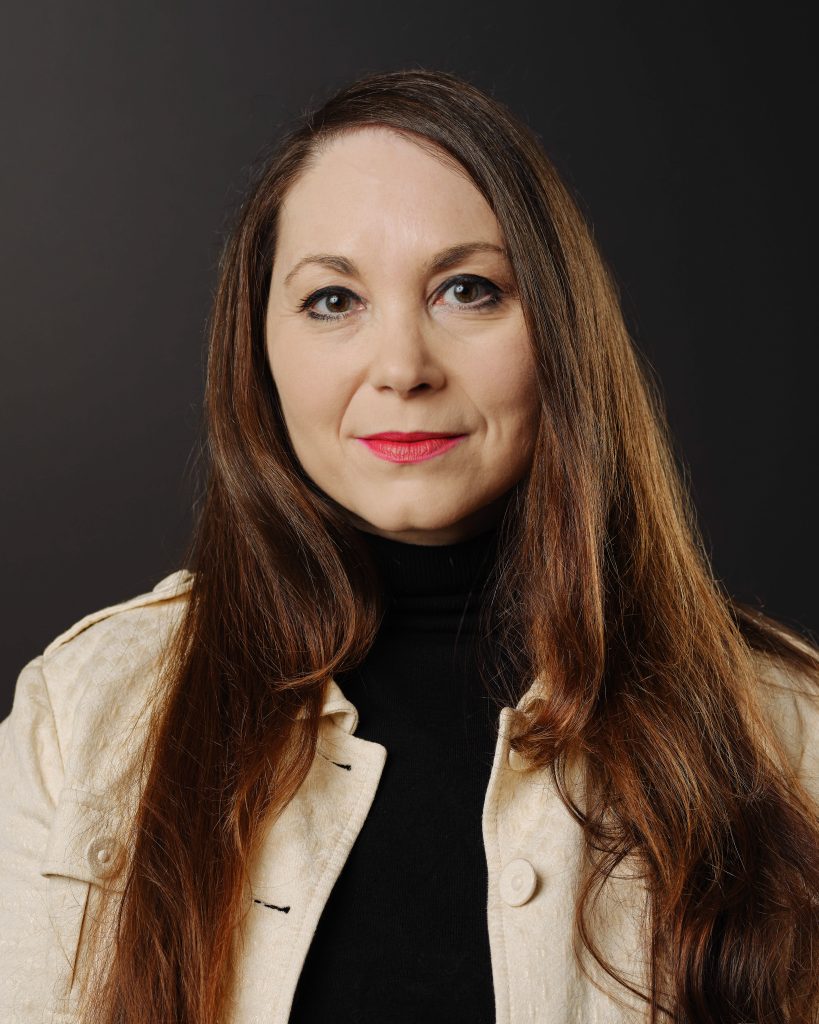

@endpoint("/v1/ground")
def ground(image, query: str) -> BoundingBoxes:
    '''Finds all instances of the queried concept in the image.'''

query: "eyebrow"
[282,241,509,289]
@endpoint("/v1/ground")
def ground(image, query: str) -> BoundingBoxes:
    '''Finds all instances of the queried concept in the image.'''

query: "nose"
[366,305,446,397]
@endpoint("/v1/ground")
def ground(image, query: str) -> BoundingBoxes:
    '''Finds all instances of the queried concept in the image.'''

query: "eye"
[436,274,505,312]
[298,286,362,321]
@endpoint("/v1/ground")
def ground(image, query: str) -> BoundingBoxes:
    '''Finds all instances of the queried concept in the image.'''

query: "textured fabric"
[289,525,501,1023]
[1,568,817,1023]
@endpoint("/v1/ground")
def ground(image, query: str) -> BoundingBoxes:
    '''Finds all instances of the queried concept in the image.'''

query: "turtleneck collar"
[352,523,501,634]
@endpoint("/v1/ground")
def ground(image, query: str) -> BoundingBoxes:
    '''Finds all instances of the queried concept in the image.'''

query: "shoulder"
[36,569,194,787]
[42,567,194,662]
[752,647,819,802]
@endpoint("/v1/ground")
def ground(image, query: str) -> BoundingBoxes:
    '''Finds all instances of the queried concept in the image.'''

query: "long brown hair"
[79,68,819,1023]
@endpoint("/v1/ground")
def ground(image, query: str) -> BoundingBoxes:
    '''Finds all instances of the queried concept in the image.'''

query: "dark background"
[2,3,816,717]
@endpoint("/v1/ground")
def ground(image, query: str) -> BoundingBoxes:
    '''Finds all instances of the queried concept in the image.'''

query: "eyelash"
[296,274,506,322]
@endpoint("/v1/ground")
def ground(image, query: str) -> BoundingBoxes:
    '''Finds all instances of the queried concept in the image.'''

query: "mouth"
[359,431,462,441]
[356,432,467,464]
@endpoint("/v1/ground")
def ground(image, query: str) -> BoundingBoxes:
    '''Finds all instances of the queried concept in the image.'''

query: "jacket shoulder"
[42,568,194,658]
[37,569,194,788]
[753,649,819,802]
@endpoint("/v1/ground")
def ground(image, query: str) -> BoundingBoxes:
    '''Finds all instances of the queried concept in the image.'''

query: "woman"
[1,68,817,1024]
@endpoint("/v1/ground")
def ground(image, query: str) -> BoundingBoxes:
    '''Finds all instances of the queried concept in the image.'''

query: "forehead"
[275,127,504,259]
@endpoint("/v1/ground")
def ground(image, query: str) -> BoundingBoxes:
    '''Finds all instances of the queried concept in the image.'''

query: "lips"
[359,431,461,441]
[356,432,467,464]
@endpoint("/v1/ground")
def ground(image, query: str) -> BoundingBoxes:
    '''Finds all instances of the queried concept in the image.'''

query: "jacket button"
[85,836,118,880]
[499,858,538,906]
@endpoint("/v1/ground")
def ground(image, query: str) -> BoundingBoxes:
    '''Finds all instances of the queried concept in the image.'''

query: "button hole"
[317,750,352,770]
[252,898,290,913]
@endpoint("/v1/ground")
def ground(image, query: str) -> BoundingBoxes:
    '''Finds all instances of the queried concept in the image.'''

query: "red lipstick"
[356,431,467,464]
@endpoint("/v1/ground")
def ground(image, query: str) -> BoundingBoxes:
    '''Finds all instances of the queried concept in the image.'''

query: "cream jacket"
[1,569,817,1024]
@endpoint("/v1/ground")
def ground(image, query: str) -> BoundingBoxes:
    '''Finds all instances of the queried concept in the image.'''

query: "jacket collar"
[320,678,360,734]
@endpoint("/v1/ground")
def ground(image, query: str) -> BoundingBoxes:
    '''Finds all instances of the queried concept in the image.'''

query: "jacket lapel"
[223,691,387,1024]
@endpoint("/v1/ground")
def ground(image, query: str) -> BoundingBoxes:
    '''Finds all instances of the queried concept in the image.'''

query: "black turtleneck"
[288,524,502,1024]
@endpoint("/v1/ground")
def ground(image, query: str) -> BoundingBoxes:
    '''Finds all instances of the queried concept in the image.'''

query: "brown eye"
[451,280,482,303]
[320,292,352,314]
[298,286,361,321]
[438,275,504,312]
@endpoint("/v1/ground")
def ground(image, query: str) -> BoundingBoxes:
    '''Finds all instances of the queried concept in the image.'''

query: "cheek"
[473,333,540,432]
[268,341,340,431]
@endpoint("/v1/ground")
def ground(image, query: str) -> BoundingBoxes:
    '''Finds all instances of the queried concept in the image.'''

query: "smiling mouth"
[356,434,467,464]
[359,431,462,441]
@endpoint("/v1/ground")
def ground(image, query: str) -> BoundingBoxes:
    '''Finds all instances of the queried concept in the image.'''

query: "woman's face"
[265,126,540,545]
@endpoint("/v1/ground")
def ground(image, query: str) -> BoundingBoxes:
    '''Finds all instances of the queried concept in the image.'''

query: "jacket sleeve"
[0,572,193,1024]
[0,654,67,1022]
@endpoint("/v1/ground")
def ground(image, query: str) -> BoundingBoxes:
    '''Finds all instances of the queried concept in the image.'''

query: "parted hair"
[79,68,819,1023]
